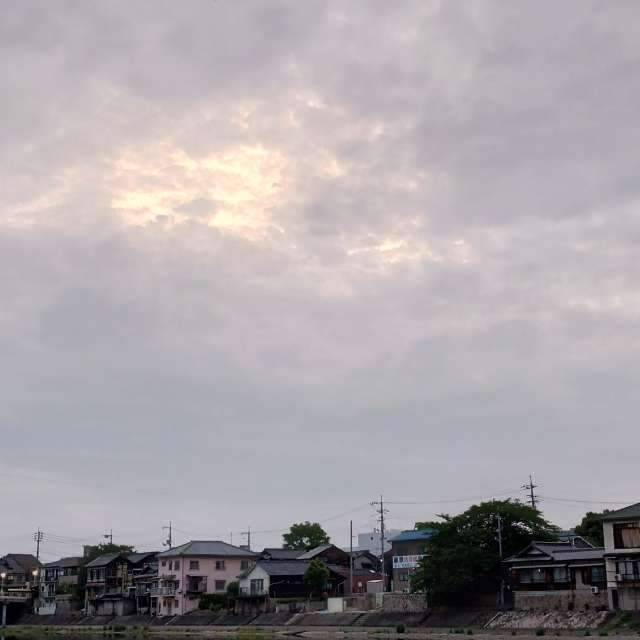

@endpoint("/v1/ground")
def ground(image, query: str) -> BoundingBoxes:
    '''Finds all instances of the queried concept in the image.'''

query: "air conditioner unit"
[615,574,622,582]
[591,586,599,594]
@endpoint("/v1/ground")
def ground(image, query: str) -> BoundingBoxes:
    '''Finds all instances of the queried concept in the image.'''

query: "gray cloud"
[1,0,639,559]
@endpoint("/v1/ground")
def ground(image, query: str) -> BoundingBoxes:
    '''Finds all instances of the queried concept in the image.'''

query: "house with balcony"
[0,554,41,596]
[504,538,606,611]
[85,551,157,616]
[389,529,434,592]
[154,540,257,617]
[603,502,640,610]
[40,556,82,614]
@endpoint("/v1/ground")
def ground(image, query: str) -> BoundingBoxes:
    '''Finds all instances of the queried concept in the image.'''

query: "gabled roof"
[253,560,311,576]
[3,554,41,574]
[158,540,257,558]
[242,559,346,579]
[85,552,128,568]
[389,528,435,543]
[601,503,640,522]
[504,541,604,564]
[127,552,158,564]
[297,544,334,559]
[260,548,304,561]
[44,556,82,569]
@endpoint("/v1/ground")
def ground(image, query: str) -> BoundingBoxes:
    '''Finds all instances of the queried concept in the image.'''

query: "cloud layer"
[2,0,640,558]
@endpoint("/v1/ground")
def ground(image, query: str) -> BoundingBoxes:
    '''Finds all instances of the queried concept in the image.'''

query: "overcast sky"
[2,0,639,561]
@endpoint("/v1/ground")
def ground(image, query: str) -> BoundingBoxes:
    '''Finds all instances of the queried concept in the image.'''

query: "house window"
[613,523,640,550]
[215,560,225,570]
[250,579,264,595]
[553,567,568,583]
[399,572,409,582]
[215,580,226,592]
[240,560,250,571]
[532,568,546,583]
[591,566,605,583]
[161,560,166,567]
[189,561,199,571]
[174,561,180,570]
[617,560,637,578]
[518,570,532,584]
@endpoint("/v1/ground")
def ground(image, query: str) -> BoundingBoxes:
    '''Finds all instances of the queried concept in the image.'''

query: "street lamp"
[0,572,6,594]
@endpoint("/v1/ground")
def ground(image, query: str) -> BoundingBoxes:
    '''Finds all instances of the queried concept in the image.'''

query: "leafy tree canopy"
[412,500,558,605]
[283,521,330,550]
[574,511,610,547]
[304,558,330,595]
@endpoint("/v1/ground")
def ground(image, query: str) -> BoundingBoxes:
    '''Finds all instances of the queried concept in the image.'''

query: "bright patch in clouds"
[111,144,287,238]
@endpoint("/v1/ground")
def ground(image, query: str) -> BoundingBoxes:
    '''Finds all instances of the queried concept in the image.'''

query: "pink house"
[153,540,257,617]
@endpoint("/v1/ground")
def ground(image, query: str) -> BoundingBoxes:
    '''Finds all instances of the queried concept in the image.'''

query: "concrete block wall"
[382,593,429,612]
[514,590,607,612]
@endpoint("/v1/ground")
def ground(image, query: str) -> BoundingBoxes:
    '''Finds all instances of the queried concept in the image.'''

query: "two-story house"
[154,540,257,617]
[40,556,82,613]
[0,554,41,595]
[389,529,434,592]
[85,551,158,616]
[504,538,606,611]
[603,503,640,610]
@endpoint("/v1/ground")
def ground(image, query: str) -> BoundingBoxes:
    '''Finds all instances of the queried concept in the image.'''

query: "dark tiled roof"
[504,541,605,564]
[127,552,158,564]
[158,540,257,558]
[44,556,82,569]
[297,544,333,559]
[260,548,304,560]
[252,560,311,576]
[5,554,41,574]
[601,503,640,522]
[85,552,126,568]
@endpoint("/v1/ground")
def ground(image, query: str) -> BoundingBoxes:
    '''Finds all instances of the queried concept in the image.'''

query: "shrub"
[535,629,545,636]
[198,593,227,610]
[396,624,406,634]
[467,631,473,636]
[113,625,126,633]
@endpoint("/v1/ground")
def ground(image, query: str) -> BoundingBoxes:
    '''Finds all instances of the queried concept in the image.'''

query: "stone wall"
[514,589,607,612]
[382,593,429,612]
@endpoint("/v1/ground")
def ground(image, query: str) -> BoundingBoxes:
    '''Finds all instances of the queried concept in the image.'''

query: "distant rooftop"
[601,503,640,522]
[389,528,435,543]
[158,540,257,558]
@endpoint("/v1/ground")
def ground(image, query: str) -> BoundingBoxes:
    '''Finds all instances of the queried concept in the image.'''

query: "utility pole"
[371,495,388,591]
[349,520,354,596]
[496,512,504,607]
[103,530,113,545]
[241,526,251,551]
[33,529,43,562]
[522,475,538,509]
[163,522,173,549]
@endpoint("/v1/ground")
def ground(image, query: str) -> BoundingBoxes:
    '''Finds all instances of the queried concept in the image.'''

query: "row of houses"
[505,504,640,612]
[3,502,640,618]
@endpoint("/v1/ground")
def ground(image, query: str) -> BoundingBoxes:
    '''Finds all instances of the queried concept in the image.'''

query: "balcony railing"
[393,555,426,569]
[617,573,640,583]
[239,588,269,597]
[150,587,177,596]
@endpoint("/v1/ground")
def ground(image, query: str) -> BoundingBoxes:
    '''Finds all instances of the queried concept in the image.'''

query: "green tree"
[575,511,610,547]
[304,559,330,596]
[411,500,558,604]
[283,522,330,550]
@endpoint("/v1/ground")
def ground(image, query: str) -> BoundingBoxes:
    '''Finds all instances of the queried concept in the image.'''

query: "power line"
[539,495,633,506]
[386,489,521,505]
